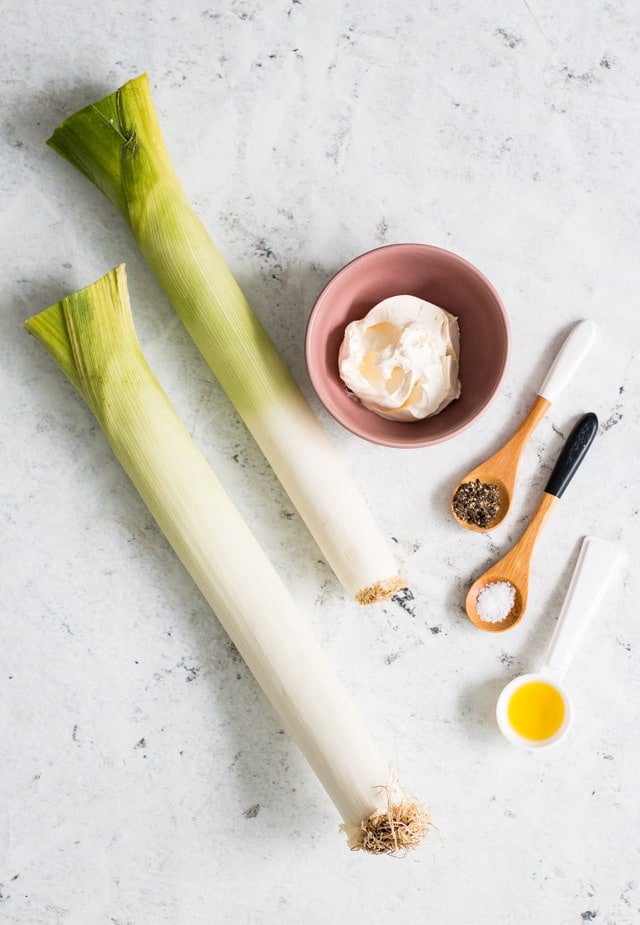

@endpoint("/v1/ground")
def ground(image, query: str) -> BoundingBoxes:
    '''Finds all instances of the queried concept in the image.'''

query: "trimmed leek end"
[344,797,431,855]
[356,575,406,606]
[23,262,135,401]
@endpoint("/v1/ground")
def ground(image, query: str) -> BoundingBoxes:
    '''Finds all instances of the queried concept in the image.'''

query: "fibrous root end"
[342,800,431,856]
[356,574,406,605]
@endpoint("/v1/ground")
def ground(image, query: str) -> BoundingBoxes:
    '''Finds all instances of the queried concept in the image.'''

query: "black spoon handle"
[545,412,598,498]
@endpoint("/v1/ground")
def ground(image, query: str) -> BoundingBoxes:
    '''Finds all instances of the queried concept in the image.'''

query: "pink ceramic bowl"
[305,243,510,448]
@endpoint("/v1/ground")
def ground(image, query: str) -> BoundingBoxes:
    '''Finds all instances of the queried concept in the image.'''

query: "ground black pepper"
[452,478,501,527]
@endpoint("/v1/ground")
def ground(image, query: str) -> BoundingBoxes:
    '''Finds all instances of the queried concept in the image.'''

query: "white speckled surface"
[2,2,639,923]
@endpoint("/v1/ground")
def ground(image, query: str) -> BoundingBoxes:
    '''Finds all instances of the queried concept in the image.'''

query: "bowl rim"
[304,242,511,448]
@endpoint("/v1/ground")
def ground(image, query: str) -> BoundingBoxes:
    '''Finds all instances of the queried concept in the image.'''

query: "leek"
[24,265,428,853]
[47,74,403,605]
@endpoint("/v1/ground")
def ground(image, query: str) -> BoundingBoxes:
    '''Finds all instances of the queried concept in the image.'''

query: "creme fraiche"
[338,294,461,422]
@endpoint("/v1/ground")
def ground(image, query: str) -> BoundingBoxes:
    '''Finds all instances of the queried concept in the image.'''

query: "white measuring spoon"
[496,535,625,749]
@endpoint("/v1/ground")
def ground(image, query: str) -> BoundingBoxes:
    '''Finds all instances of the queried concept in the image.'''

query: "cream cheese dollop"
[338,294,461,422]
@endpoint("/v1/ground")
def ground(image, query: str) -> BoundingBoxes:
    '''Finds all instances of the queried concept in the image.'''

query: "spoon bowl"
[451,458,521,533]
[465,574,524,632]
[496,672,572,748]
[464,496,556,631]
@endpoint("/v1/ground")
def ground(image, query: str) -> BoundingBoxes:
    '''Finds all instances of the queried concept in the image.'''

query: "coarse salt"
[476,580,516,623]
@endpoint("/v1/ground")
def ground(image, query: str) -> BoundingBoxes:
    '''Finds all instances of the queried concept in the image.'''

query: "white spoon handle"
[543,535,625,679]
[538,320,597,403]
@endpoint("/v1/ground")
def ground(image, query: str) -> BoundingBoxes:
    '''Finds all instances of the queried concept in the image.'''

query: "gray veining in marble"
[1,1,639,923]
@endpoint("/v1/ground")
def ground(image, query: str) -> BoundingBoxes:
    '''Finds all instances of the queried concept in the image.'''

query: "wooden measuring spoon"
[451,320,596,532]
[465,412,599,632]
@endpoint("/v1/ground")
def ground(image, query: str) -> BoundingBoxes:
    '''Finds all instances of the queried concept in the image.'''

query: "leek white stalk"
[25,265,428,853]
[46,74,403,605]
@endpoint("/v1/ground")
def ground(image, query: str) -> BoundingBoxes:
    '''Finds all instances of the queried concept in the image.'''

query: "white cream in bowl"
[338,294,461,422]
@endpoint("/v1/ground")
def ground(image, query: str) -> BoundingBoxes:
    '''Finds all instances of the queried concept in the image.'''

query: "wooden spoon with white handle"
[451,320,596,532]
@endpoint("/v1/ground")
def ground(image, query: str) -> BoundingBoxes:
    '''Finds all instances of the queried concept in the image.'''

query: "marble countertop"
[2,1,639,923]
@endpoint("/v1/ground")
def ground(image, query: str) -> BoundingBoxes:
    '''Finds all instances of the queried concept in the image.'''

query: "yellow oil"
[507,680,566,742]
